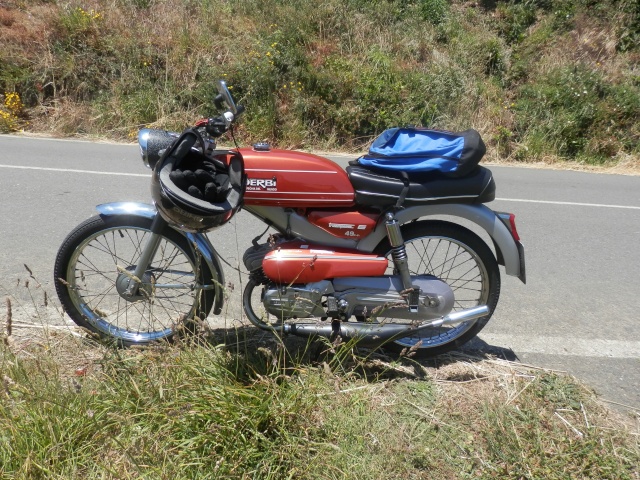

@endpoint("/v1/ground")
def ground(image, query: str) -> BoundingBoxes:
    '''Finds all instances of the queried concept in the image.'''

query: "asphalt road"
[1,134,639,411]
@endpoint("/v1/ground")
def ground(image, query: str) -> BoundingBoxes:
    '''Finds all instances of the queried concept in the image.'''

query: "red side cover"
[307,210,379,239]
[262,245,388,284]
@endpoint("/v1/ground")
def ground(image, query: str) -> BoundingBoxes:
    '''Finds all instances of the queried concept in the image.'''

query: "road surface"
[1,134,639,410]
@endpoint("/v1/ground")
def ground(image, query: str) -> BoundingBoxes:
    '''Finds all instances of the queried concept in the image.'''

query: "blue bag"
[358,127,486,178]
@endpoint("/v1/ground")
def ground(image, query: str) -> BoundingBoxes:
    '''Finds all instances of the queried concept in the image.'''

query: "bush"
[495,1,538,44]
[0,92,23,132]
[419,0,450,25]
[514,65,640,160]
[617,0,640,51]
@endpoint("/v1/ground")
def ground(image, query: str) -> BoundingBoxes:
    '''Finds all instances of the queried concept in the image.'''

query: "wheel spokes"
[386,234,490,348]
[68,226,201,338]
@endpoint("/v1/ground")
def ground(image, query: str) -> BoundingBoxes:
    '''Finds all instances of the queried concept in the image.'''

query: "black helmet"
[151,129,245,232]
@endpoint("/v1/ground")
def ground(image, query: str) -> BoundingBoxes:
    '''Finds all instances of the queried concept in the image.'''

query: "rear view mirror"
[216,80,237,115]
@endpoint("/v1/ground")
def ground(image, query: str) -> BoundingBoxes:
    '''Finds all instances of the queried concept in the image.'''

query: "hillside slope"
[1,0,638,164]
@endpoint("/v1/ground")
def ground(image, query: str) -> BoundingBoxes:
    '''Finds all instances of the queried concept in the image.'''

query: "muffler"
[282,305,489,347]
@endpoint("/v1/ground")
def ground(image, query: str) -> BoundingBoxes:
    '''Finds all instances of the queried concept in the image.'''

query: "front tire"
[54,215,216,346]
[374,220,501,357]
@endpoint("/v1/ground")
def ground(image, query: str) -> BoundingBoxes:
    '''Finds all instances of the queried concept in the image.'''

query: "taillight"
[496,212,520,242]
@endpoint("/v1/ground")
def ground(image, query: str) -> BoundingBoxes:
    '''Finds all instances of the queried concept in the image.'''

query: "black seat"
[346,165,496,208]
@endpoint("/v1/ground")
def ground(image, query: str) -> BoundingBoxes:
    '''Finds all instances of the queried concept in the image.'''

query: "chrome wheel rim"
[66,226,202,342]
[386,235,490,349]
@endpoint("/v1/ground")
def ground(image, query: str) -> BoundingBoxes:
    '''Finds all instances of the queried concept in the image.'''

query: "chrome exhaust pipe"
[283,305,490,347]
[419,305,489,329]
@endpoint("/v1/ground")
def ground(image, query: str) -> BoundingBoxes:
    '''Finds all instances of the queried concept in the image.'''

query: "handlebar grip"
[235,104,245,116]
[206,116,227,137]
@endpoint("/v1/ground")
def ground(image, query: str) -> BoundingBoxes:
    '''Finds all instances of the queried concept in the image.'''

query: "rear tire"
[374,220,500,357]
[54,215,216,346]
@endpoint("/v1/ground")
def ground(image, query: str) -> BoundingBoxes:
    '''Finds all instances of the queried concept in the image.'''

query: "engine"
[262,283,328,319]
[259,276,454,322]
[243,242,455,322]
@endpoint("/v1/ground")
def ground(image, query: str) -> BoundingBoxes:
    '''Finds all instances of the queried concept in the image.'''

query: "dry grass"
[485,155,640,176]
[1,303,639,479]
[0,0,637,163]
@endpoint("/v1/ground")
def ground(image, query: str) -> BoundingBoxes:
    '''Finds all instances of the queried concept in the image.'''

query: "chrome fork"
[122,214,166,297]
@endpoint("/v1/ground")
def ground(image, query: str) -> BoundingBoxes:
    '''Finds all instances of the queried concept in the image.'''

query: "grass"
[0,0,638,164]
[1,290,638,479]
[1,229,638,479]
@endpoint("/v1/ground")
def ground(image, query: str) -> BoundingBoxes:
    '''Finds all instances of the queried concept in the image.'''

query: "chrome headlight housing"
[137,129,179,169]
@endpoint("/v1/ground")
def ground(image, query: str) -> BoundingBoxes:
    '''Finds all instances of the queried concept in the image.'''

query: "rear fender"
[357,203,525,282]
[96,202,226,313]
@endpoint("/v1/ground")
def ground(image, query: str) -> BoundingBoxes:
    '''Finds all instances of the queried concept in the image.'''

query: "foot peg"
[407,287,420,313]
[326,297,339,317]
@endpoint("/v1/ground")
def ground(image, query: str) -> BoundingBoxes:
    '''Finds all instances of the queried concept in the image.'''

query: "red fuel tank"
[238,147,355,208]
[262,243,388,284]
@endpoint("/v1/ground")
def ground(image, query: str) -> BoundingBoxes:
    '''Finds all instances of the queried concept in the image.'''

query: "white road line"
[1,164,639,210]
[480,333,640,359]
[0,133,132,146]
[0,164,148,177]
[495,197,640,210]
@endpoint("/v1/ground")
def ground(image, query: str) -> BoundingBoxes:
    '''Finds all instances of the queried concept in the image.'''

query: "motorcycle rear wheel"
[374,220,500,357]
[54,215,216,346]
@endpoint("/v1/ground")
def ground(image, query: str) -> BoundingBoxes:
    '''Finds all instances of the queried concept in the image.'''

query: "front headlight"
[137,129,179,169]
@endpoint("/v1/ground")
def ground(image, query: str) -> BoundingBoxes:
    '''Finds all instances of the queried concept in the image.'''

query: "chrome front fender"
[357,203,525,282]
[95,202,226,314]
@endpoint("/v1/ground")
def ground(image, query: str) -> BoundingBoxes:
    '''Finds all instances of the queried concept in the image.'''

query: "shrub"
[0,92,23,132]
[418,0,450,25]
[514,65,640,160]
[617,0,640,51]
[494,1,538,44]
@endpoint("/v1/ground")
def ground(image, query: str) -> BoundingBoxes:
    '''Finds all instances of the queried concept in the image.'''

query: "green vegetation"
[1,329,638,479]
[0,0,639,163]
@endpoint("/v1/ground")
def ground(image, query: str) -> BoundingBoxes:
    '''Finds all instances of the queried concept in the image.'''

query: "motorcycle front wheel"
[54,215,216,346]
[374,220,501,357]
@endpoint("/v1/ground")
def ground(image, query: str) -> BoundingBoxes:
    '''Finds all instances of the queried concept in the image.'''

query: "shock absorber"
[385,212,419,312]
